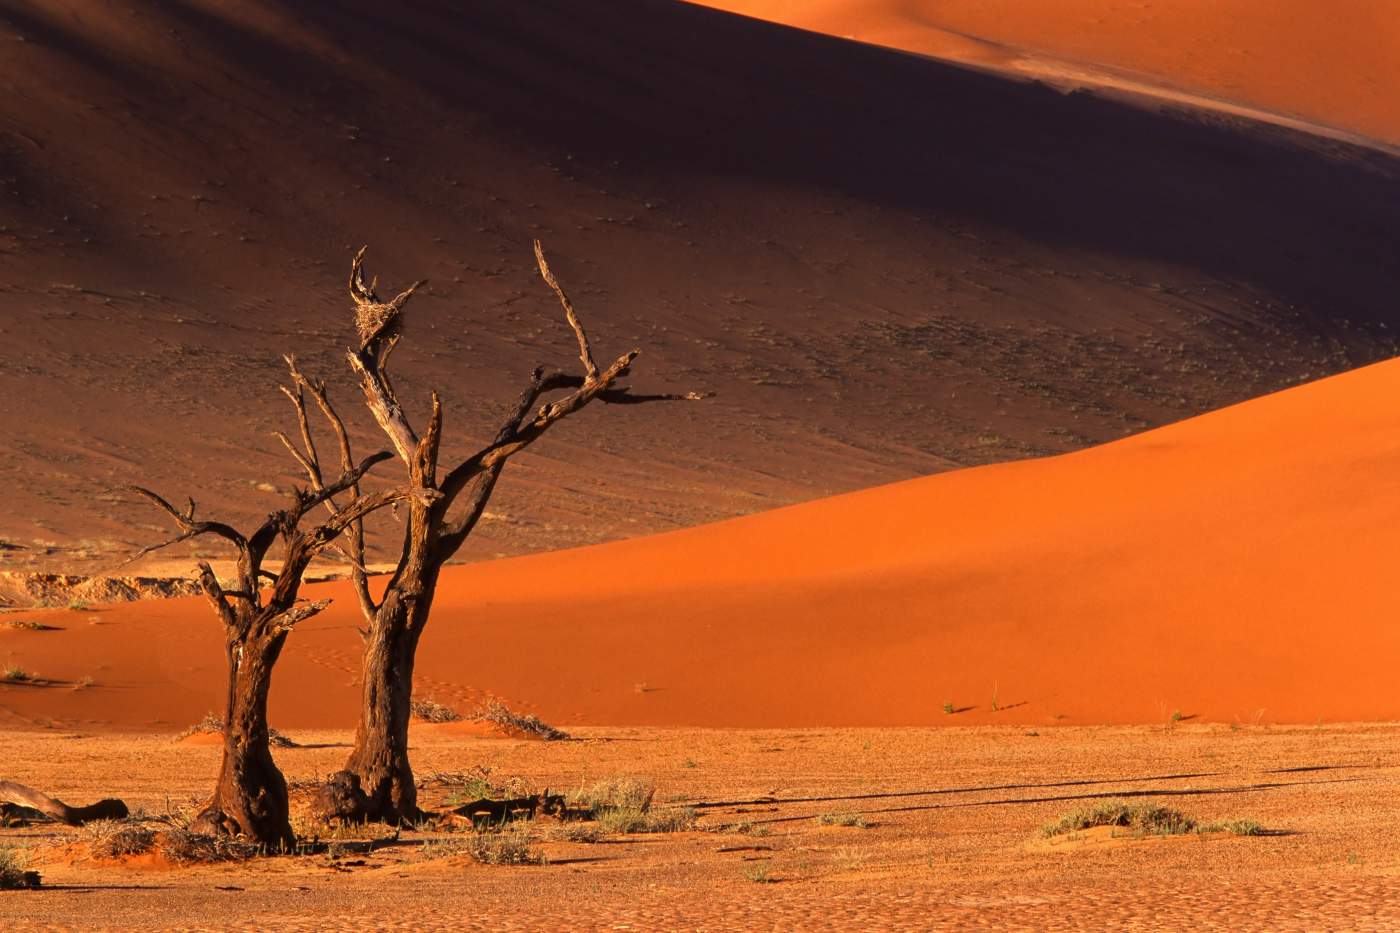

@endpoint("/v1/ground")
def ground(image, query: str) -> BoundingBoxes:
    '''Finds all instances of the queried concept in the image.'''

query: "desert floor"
[2,723,1399,931]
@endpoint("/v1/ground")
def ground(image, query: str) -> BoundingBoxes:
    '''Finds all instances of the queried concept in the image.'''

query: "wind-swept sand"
[693,0,1400,148]
[2,0,1399,574]
[3,724,1400,930]
[5,358,1399,731]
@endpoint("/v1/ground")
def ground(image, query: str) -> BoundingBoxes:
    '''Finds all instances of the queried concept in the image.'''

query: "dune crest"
[693,0,1400,149]
[6,359,1400,729]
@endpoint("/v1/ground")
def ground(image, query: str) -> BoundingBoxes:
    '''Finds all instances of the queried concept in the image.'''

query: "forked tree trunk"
[131,451,409,849]
[316,244,698,824]
[190,627,295,851]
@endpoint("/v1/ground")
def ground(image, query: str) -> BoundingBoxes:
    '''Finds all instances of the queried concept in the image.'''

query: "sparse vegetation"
[1042,801,1264,839]
[2,667,32,682]
[548,823,602,844]
[568,776,694,833]
[84,819,157,859]
[1043,801,1195,837]
[1199,819,1264,836]
[744,860,773,883]
[475,700,568,741]
[465,825,545,865]
[571,776,655,815]
[817,811,870,828]
[160,827,261,863]
[435,766,519,806]
[410,698,463,723]
[942,701,955,715]
[2,619,55,631]
[0,847,38,889]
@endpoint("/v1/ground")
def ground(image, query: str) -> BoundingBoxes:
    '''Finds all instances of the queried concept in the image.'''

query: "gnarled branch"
[0,780,128,826]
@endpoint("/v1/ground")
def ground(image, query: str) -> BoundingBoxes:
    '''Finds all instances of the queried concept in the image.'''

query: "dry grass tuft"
[3,619,56,631]
[1042,801,1266,839]
[159,828,260,863]
[411,697,463,723]
[475,700,568,741]
[1042,801,1195,837]
[817,812,871,828]
[0,847,39,889]
[465,824,545,865]
[547,823,602,844]
[571,776,655,814]
[2,666,33,682]
[84,820,157,859]
[569,776,694,834]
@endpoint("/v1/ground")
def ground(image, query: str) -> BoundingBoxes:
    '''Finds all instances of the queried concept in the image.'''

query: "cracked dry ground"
[2,724,1398,931]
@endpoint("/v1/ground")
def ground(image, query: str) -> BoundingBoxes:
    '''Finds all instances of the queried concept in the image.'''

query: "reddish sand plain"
[2,0,1399,574]
[693,0,1400,147]
[4,358,1399,730]
[3,725,1400,930]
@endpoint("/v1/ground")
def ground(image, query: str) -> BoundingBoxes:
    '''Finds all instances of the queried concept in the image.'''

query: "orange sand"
[5,358,1399,730]
[693,0,1400,147]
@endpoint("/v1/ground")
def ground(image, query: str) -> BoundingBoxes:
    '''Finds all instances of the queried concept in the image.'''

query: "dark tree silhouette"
[313,242,701,823]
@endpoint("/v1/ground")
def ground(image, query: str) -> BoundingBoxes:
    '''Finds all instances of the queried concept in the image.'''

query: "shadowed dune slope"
[1,0,1399,573]
[5,358,1400,729]
[693,0,1400,147]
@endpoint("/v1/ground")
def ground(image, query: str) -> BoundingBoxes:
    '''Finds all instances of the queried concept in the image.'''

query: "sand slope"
[693,0,1400,148]
[2,0,1399,573]
[5,358,1399,729]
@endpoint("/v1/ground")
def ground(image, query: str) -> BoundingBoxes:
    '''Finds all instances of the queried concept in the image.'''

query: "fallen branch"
[0,779,129,826]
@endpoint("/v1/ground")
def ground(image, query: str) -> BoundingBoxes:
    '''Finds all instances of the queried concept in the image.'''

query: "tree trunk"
[190,632,295,851]
[340,589,430,823]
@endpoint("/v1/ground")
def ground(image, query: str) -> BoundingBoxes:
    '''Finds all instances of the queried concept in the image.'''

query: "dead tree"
[133,445,418,848]
[313,242,700,823]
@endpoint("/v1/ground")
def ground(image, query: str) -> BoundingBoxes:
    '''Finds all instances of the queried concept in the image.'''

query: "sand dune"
[693,0,1400,148]
[5,357,1399,729]
[2,0,1398,575]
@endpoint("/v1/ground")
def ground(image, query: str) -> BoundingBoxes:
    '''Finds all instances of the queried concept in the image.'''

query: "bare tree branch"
[0,780,128,826]
[196,560,237,626]
[271,598,333,634]
[534,239,598,379]
[282,355,378,621]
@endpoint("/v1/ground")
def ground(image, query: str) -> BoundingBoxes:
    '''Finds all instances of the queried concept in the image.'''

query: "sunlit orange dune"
[5,358,1400,731]
[690,0,1400,148]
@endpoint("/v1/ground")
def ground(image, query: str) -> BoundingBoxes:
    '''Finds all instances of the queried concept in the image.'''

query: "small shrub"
[596,805,696,834]
[0,847,39,889]
[816,812,870,829]
[2,667,32,682]
[475,700,568,741]
[466,825,544,865]
[942,701,955,715]
[410,698,463,723]
[1041,801,1262,839]
[548,823,601,844]
[84,820,157,859]
[435,765,515,805]
[1199,819,1264,836]
[571,776,655,815]
[3,619,54,631]
[159,828,260,863]
[1042,801,1196,838]
[744,861,772,883]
